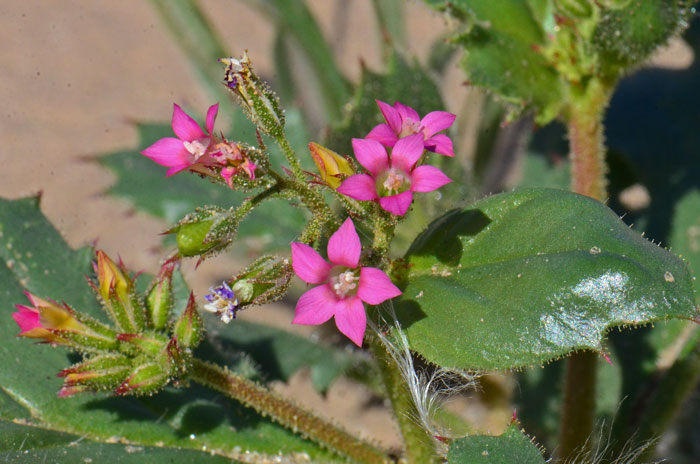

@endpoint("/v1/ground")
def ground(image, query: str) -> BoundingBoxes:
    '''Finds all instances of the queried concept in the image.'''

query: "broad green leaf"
[0,196,335,461]
[0,418,239,463]
[99,121,308,251]
[396,188,697,370]
[446,424,545,463]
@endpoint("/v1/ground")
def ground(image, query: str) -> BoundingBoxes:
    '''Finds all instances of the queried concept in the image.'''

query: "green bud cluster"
[45,252,207,397]
[228,255,292,310]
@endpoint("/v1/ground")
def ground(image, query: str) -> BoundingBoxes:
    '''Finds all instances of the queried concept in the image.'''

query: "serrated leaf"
[0,196,335,461]
[447,424,545,463]
[0,418,240,463]
[396,188,697,370]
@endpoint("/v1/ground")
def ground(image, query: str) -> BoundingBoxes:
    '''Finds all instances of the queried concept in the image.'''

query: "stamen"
[331,270,358,298]
[183,140,208,160]
[383,169,407,193]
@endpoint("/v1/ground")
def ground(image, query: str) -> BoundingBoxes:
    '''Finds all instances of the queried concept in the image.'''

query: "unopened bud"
[220,53,285,137]
[93,251,146,333]
[57,354,132,392]
[115,361,170,396]
[228,255,292,311]
[173,293,204,350]
[146,262,175,330]
[117,332,169,357]
[12,292,118,352]
[309,142,354,189]
[168,207,230,259]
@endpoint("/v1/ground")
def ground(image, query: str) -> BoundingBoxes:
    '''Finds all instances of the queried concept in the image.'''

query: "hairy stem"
[369,337,438,464]
[274,135,306,182]
[558,77,613,463]
[557,350,598,462]
[190,359,392,464]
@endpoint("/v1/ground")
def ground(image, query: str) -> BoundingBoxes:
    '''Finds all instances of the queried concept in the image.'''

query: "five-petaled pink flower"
[337,134,452,216]
[141,103,220,176]
[367,100,456,157]
[291,218,402,346]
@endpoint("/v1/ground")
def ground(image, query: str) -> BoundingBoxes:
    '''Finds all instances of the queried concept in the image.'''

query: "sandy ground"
[0,0,693,454]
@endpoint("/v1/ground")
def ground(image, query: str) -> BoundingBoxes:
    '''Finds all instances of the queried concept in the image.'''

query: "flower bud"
[57,354,132,393]
[220,53,285,138]
[115,361,170,396]
[12,292,118,352]
[168,207,230,258]
[94,251,146,333]
[173,293,204,350]
[146,262,175,330]
[309,142,354,189]
[117,332,169,357]
[220,256,292,316]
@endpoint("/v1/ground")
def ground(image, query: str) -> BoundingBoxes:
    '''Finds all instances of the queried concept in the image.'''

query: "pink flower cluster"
[337,101,455,216]
[141,103,256,187]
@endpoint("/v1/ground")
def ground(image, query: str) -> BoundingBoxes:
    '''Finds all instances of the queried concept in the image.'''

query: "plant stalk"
[190,359,393,464]
[369,336,438,464]
[558,76,613,463]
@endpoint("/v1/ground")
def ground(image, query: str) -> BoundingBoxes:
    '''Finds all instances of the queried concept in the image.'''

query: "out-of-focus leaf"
[446,424,545,463]
[396,188,697,371]
[0,418,240,463]
[0,196,336,461]
[518,153,570,190]
[247,0,350,122]
[371,0,405,49]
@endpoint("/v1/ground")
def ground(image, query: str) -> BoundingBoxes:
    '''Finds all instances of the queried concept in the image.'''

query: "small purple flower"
[203,282,239,323]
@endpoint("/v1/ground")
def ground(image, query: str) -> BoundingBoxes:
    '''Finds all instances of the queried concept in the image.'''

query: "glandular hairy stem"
[190,359,393,464]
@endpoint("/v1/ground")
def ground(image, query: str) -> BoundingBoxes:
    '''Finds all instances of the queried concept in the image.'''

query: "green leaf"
[594,0,695,70]
[396,188,697,370]
[0,418,240,463]
[99,121,308,251]
[446,424,545,463]
[669,189,700,295]
[0,196,336,461]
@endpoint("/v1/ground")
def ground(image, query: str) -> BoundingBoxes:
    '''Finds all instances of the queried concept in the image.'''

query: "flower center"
[183,139,209,160]
[330,269,358,298]
[399,119,421,137]
[203,282,239,323]
[376,168,411,197]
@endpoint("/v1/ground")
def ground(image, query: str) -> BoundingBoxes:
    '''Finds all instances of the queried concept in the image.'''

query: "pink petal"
[172,103,206,141]
[357,267,402,305]
[425,134,455,157]
[410,165,453,192]
[376,100,402,133]
[420,111,456,138]
[291,242,331,284]
[141,138,191,167]
[337,175,378,201]
[327,218,361,268]
[394,102,420,124]
[205,103,219,135]
[12,305,41,332]
[334,296,366,346]
[391,134,425,173]
[379,191,413,216]
[352,138,390,177]
[366,123,399,147]
[293,285,337,325]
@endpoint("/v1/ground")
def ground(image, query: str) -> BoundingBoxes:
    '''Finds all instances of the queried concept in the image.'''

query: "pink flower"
[141,103,220,176]
[366,100,456,157]
[291,218,402,346]
[12,292,87,344]
[337,134,452,216]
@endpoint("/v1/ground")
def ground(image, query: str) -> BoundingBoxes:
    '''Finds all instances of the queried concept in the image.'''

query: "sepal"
[146,261,175,330]
[173,293,204,350]
[57,353,132,392]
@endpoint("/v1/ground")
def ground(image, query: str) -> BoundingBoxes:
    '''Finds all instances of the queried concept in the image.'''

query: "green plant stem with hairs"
[557,76,615,464]
[189,358,393,464]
